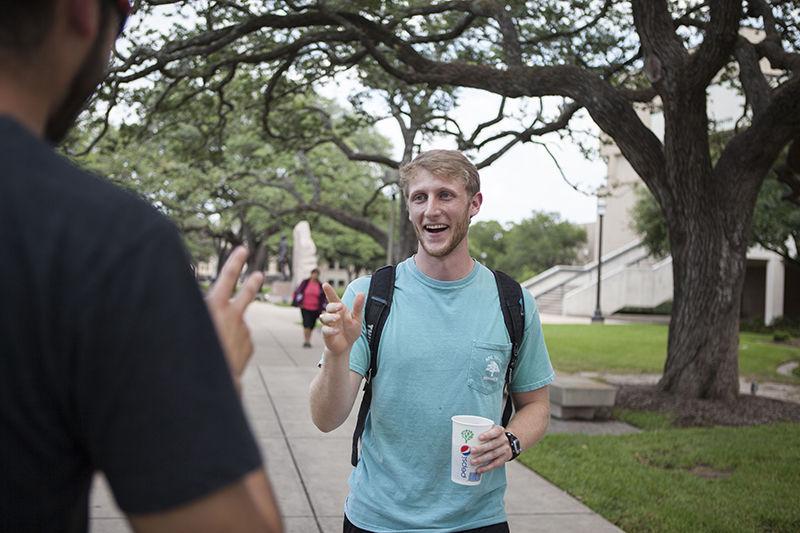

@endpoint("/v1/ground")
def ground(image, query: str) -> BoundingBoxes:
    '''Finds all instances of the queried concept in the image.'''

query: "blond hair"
[399,150,480,198]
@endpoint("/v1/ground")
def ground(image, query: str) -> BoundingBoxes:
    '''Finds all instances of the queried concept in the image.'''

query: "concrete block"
[551,404,597,420]
[550,404,615,420]
[549,376,617,420]
[270,280,293,304]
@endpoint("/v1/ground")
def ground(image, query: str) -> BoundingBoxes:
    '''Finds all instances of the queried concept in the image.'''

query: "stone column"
[765,256,785,325]
[292,221,318,289]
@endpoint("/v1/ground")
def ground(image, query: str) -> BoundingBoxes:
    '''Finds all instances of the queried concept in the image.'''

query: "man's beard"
[44,25,110,144]
[414,207,471,258]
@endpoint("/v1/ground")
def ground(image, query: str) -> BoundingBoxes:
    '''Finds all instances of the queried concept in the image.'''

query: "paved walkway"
[89,302,623,533]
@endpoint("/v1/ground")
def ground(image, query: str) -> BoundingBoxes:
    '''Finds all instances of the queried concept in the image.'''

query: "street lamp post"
[592,193,607,323]
[386,191,396,265]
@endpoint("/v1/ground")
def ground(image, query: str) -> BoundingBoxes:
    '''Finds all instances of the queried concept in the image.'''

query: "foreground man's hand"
[206,246,264,388]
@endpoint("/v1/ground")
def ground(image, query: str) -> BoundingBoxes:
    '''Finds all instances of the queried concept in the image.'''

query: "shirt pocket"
[467,340,512,395]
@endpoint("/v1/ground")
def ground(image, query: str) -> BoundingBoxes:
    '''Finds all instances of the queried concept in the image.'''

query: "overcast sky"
[317,83,609,227]
[383,91,607,227]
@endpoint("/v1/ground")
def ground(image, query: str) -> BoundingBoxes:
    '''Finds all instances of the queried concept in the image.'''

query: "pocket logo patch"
[483,355,501,383]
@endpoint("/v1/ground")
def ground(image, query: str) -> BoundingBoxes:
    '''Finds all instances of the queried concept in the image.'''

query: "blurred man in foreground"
[0,1,281,531]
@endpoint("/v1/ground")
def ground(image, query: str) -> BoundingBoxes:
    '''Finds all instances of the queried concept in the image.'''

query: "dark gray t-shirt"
[0,116,261,532]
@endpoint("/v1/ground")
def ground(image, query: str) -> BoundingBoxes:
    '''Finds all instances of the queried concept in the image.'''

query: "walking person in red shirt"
[293,268,327,347]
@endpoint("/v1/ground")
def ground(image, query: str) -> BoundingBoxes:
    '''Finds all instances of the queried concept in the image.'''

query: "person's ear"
[66,0,99,38]
[469,192,483,218]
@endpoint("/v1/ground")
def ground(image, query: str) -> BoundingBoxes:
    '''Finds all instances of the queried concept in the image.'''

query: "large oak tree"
[98,1,800,401]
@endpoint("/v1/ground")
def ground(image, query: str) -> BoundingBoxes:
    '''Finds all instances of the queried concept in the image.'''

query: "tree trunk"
[249,241,269,273]
[658,192,752,401]
[215,243,231,278]
[394,201,418,262]
[650,80,757,402]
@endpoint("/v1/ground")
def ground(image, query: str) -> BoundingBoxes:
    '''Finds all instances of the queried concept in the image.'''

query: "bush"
[740,316,800,337]
[773,330,791,342]
[618,300,673,315]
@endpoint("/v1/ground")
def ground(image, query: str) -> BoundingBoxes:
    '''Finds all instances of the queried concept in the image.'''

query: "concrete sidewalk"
[89,302,623,533]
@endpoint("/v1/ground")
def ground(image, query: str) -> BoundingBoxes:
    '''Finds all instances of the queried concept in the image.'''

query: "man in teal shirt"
[310,150,555,532]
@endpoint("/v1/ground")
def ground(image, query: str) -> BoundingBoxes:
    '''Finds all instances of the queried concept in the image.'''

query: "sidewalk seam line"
[258,366,323,533]
[263,311,299,367]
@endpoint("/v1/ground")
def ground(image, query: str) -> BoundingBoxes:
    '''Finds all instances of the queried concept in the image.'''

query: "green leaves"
[751,175,800,267]
[67,67,395,270]
[630,184,670,260]
[469,212,587,281]
[631,177,800,267]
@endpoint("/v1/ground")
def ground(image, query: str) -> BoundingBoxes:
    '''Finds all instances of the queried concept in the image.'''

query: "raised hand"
[206,246,264,388]
[319,283,365,357]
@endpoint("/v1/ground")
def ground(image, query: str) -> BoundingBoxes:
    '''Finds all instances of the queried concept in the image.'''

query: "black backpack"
[351,265,525,467]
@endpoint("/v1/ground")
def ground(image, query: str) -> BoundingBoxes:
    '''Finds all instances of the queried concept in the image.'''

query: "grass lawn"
[520,423,800,533]
[542,324,800,383]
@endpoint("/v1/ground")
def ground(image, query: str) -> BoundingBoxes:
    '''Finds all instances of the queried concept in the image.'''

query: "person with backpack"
[309,149,555,532]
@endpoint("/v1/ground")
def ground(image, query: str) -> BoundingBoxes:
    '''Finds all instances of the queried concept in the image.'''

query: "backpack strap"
[492,270,525,428]
[351,265,395,467]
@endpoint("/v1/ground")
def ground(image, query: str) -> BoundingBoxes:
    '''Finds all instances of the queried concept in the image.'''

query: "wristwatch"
[505,431,522,461]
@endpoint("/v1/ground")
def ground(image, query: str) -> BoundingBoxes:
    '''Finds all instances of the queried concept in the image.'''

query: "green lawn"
[520,423,800,533]
[542,324,800,383]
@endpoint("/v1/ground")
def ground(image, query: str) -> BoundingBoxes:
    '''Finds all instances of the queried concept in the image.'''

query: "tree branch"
[315,9,666,192]
[304,202,388,248]
[474,101,583,169]
[756,238,800,268]
[522,0,614,46]
[734,38,771,118]
[631,0,688,88]
[687,0,743,90]
[750,0,800,74]
[715,76,800,202]
[483,1,524,67]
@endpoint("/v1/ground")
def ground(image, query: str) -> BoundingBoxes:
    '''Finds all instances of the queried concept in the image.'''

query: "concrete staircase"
[525,239,672,317]
[534,284,578,315]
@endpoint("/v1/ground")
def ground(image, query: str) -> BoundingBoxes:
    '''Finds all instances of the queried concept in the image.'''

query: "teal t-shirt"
[335,257,554,532]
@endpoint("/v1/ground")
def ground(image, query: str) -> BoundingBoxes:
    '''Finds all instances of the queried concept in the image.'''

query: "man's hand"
[469,426,512,474]
[206,246,264,388]
[470,388,550,475]
[319,283,365,357]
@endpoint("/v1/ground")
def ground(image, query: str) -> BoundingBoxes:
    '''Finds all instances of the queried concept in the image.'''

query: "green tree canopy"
[68,71,394,274]
[470,212,587,281]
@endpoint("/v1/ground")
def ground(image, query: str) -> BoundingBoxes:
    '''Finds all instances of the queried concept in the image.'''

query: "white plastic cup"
[451,415,494,485]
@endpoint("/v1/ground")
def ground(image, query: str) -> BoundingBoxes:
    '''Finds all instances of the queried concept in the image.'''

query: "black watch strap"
[505,431,522,460]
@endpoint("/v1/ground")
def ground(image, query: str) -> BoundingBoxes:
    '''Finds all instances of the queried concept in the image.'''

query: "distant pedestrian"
[293,268,327,347]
